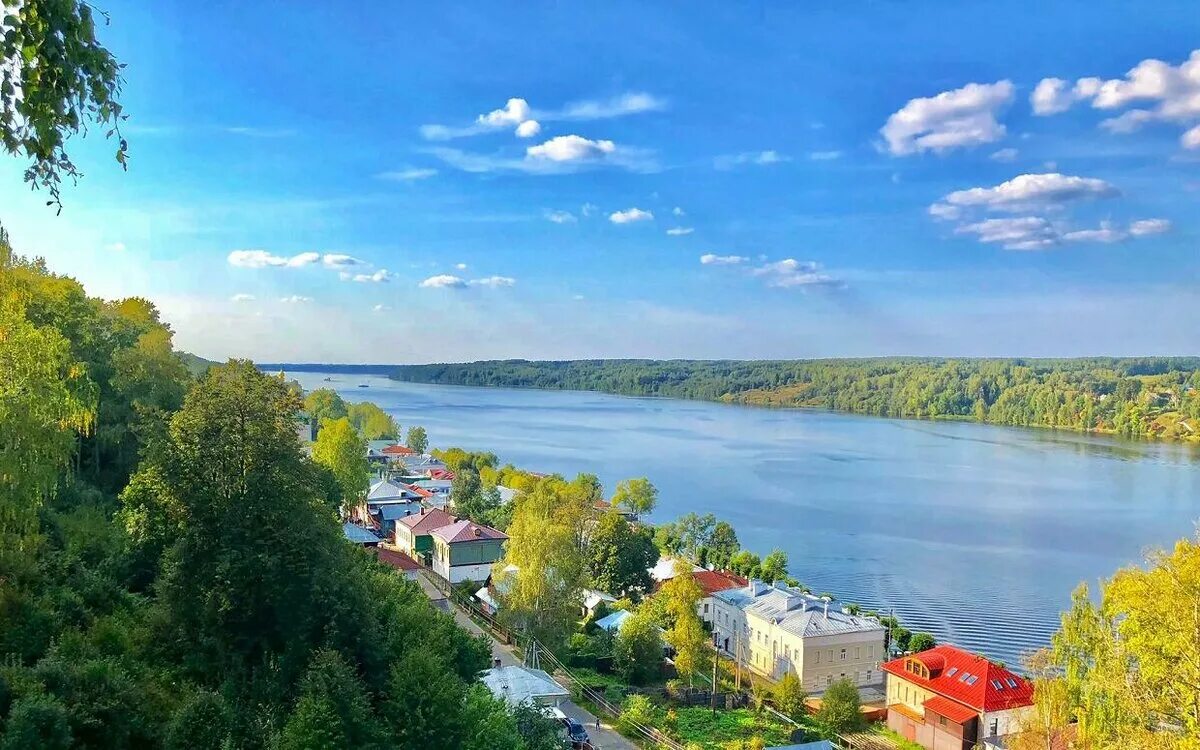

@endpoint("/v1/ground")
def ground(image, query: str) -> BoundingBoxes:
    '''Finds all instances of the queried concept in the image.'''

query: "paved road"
[416,572,636,749]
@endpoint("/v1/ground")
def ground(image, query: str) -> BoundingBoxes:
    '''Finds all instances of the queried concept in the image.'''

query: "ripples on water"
[290,372,1200,669]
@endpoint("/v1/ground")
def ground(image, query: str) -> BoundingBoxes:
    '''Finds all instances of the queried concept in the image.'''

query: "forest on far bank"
[390,357,1200,442]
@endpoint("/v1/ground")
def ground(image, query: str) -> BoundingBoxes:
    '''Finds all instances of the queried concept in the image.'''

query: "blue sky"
[2,1,1198,362]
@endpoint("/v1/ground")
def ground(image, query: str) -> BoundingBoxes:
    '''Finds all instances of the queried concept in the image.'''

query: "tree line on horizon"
[389,357,1200,441]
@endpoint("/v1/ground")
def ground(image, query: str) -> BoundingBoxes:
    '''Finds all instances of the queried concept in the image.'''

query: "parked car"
[544,707,590,748]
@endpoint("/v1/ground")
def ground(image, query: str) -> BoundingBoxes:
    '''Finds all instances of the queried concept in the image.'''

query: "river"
[288,370,1200,668]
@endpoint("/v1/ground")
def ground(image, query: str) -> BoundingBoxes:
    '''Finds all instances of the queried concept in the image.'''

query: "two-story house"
[430,519,508,583]
[881,645,1034,750]
[393,507,456,564]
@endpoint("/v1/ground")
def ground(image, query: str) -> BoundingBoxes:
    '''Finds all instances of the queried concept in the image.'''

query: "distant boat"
[358,384,369,388]
[323,377,335,382]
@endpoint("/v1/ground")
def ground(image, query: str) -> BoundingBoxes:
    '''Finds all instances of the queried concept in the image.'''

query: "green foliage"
[434,446,499,473]
[759,548,789,584]
[619,693,659,734]
[669,707,793,750]
[1,694,73,750]
[773,670,807,720]
[164,690,230,750]
[907,632,936,653]
[612,477,658,517]
[510,699,570,750]
[816,678,864,733]
[405,425,429,454]
[391,358,1200,442]
[660,572,710,683]
[589,511,658,597]
[347,401,398,440]
[707,521,740,570]
[0,0,128,206]
[613,608,664,685]
[311,416,369,510]
[303,388,348,424]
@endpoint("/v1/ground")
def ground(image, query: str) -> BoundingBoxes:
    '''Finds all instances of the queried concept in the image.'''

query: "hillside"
[390,358,1200,442]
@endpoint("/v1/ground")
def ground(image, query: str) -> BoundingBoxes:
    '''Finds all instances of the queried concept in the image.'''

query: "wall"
[743,611,885,692]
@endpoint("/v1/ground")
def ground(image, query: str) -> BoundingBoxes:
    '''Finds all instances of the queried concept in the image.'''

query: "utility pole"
[711,642,718,714]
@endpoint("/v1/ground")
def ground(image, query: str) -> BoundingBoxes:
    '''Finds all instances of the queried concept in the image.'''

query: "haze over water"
[291,370,1200,668]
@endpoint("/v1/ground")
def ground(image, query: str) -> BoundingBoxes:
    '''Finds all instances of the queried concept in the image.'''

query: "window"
[703,603,709,614]
[840,648,847,661]
[826,675,832,687]
[946,667,958,677]
[939,716,947,727]
[854,647,860,660]
[869,645,875,657]
[989,718,999,737]
[866,669,873,682]
[815,650,821,664]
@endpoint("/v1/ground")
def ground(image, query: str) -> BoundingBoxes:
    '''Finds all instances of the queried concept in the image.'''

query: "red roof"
[373,548,422,572]
[431,519,508,544]
[399,482,434,498]
[429,469,456,480]
[693,570,748,597]
[881,645,1033,713]
[397,507,456,534]
[381,444,415,455]
[923,695,979,725]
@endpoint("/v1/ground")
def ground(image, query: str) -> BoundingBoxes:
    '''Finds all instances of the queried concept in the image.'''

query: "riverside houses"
[712,580,887,692]
[882,645,1034,750]
[430,520,508,583]
[393,507,456,564]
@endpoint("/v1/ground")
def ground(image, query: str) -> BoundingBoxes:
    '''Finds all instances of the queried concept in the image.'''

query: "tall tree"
[660,571,709,684]
[612,477,658,518]
[613,607,664,685]
[760,548,789,584]
[589,511,658,598]
[304,388,348,424]
[816,678,864,733]
[405,425,428,453]
[708,520,740,570]
[347,401,398,440]
[311,417,369,512]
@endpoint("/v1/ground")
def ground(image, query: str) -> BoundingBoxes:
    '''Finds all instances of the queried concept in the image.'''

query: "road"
[416,572,636,750]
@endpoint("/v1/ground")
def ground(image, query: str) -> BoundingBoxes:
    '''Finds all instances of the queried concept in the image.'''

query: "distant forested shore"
[388,358,1200,442]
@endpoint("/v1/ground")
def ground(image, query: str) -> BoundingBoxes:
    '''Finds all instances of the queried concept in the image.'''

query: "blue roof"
[595,609,633,632]
[342,523,381,545]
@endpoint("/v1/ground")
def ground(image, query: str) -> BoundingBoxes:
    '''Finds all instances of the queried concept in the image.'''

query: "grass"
[663,706,796,750]
[873,726,926,750]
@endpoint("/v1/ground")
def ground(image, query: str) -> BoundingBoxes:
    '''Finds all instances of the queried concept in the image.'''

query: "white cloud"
[558,92,666,120]
[479,97,532,127]
[455,262,469,270]
[928,203,962,221]
[1033,51,1200,147]
[373,304,391,312]
[935,173,1119,213]
[515,119,541,138]
[279,295,313,303]
[989,147,1019,162]
[378,167,438,181]
[672,206,685,217]
[700,254,748,265]
[230,293,256,302]
[420,274,468,289]
[1129,218,1172,236]
[526,134,616,162]
[714,150,790,169]
[352,269,393,283]
[955,216,1060,250]
[881,80,1015,155]
[1062,221,1127,244]
[469,276,516,288]
[581,203,598,217]
[808,150,843,161]
[751,259,840,288]
[228,249,322,269]
[322,253,364,268]
[545,210,577,224]
[609,208,654,224]
[666,227,694,236]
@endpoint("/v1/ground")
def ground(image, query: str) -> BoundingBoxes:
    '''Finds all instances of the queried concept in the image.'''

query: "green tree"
[0,0,127,206]
[759,548,789,583]
[612,477,658,518]
[347,401,398,440]
[164,691,230,750]
[773,671,807,720]
[618,693,659,735]
[708,521,740,570]
[613,608,664,685]
[405,425,429,454]
[510,699,570,750]
[459,685,525,750]
[816,678,864,733]
[0,694,74,750]
[907,632,936,653]
[589,511,658,597]
[383,648,466,750]
[660,571,709,684]
[304,388,348,424]
[311,417,369,511]
[451,467,484,514]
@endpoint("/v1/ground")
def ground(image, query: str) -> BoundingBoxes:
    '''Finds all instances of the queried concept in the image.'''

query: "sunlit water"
[288,370,1200,668]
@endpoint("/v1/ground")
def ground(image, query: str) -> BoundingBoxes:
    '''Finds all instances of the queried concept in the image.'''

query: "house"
[404,454,449,477]
[411,477,453,497]
[481,665,569,707]
[882,645,1034,750]
[594,609,634,633]
[712,580,887,693]
[365,479,436,535]
[294,411,318,443]
[430,519,508,583]
[380,444,416,462]
[496,485,520,504]
[365,440,398,466]
[342,522,381,547]
[372,548,422,581]
[393,507,456,562]
[368,477,431,503]
[692,569,748,625]
[649,556,704,584]
[475,563,519,615]
[582,588,618,618]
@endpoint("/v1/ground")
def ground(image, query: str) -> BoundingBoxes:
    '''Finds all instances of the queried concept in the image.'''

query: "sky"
[1,1,1198,363]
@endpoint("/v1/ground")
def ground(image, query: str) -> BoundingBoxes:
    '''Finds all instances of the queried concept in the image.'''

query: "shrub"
[816,678,864,733]
[618,693,658,734]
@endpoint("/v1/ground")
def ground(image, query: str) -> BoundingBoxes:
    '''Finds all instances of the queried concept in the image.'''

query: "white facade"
[433,559,495,584]
[980,706,1035,748]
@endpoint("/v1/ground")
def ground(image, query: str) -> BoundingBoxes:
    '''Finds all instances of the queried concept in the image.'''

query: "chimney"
[823,598,830,619]
[783,592,804,611]
[474,527,482,537]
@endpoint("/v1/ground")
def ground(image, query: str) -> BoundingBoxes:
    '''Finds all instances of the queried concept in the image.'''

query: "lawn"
[663,706,797,749]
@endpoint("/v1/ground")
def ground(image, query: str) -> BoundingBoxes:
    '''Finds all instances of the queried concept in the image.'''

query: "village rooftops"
[381,444,416,456]
[692,570,748,596]
[342,522,381,545]
[397,507,456,534]
[648,556,704,582]
[881,644,1034,713]
[481,665,568,707]
[372,548,422,572]
[430,519,508,544]
[367,478,433,503]
[744,587,884,639]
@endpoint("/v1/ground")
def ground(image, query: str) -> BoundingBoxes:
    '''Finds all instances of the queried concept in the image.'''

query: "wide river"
[289,370,1200,668]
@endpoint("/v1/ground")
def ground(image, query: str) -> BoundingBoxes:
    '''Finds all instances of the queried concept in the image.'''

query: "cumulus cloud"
[672,206,686,217]
[352,269,393,283]
[479,97,532,128]
[880,80,1015,155]
[1062,221,1127,244]
[322,254,364,268]
[747,259,840,288]
[455,262,469,270]
[666,227,694,236]
[714,150,789,169]
[1129,218,1172,236]
[609,207,654,224]
[932,173,1119,214]
[526,134,616,162]
[230,293,256,302]
[228,250,322,269]
[419,274,515,289]
[545,210,578,224]
[955,216,1061,250]
[1033,51,1200,148]
[469,276,516,288]
[420,92,664,141]
[279,295,313,303]
[990,147,1019,162]
[699,254,748,265]
[515,120,541,138]
[378,167,438,181]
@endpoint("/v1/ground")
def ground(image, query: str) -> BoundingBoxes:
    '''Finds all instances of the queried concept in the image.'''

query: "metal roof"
[481,666,568,706]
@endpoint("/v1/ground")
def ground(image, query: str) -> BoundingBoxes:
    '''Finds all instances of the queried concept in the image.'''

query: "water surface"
[291,371,1200,667]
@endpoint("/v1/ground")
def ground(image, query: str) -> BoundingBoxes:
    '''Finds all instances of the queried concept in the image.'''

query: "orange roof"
[881,644,1033,712]
[923,695,978,725]
[693,570,748,596]
[381,444,415,455]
